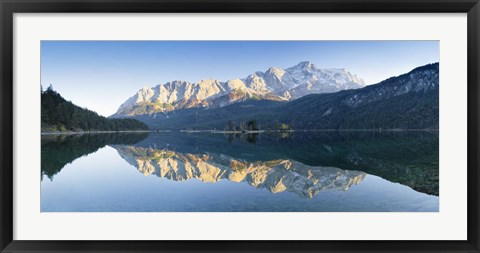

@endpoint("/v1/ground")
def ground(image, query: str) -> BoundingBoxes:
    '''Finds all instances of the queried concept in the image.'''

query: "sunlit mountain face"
[113,145,367,199]
[112,61,365,117]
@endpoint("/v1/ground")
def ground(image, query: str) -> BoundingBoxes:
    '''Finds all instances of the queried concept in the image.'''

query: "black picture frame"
[1,0,479,252]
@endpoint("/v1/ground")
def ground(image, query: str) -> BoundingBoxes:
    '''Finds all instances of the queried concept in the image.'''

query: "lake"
[41,131,439,212]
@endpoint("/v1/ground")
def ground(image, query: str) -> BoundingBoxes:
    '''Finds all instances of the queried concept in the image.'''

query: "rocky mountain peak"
[293,61,314,69]
[113,61,366,117]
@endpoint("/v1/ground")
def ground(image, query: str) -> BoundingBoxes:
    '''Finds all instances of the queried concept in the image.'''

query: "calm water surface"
[41,131,439,212]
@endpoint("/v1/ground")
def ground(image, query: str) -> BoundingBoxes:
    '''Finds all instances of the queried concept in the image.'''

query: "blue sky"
[41,41,439,116]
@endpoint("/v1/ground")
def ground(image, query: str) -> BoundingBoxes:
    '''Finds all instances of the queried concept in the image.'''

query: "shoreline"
[41,129,439,135]
[41,130,152,135]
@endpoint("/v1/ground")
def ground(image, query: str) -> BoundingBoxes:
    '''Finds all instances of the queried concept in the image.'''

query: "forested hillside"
[41,87,149,132]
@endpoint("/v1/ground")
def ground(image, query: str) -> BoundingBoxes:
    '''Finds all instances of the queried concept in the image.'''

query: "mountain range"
[112,62,439,130]
[112,61,365,117]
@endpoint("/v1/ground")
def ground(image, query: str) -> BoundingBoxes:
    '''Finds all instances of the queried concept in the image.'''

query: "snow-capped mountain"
[112,61,365,117]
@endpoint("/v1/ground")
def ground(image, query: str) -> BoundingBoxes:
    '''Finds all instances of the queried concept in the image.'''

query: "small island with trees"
[222,120,293,133]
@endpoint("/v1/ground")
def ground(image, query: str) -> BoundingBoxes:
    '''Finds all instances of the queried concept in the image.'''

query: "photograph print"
[41,41,439,212]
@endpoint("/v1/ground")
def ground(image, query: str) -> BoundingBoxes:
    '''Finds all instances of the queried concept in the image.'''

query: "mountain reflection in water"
[41,131,439,212]
[114,145,366,199]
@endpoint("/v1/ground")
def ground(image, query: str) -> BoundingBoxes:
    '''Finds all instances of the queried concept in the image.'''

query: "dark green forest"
[137,90,438,130]
[41,86,149,132]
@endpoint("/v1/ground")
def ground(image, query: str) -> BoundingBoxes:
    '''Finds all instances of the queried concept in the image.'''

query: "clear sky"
[41,41,439,116]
